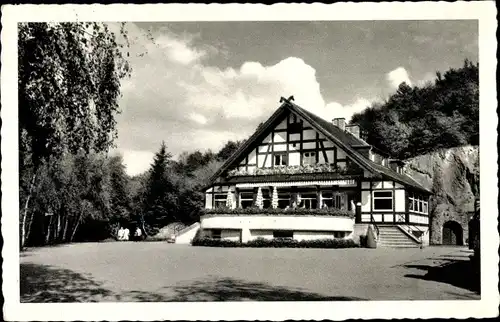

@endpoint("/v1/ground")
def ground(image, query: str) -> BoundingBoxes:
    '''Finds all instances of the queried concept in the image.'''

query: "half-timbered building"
[200,96,432,247]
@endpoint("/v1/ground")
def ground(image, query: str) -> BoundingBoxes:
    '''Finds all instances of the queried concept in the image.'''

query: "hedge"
[203,206,353,217]
[192,237,359,249]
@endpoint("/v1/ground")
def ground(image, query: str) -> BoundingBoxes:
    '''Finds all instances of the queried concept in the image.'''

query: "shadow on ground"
[21,263,362,302]
[21,263,114,302]
[158,277,364,301]
[404,257,480,295]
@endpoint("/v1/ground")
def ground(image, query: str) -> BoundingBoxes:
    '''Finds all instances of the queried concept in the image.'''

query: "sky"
[111,20,478,176]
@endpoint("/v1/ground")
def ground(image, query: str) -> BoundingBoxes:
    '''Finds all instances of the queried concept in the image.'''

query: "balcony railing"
[227,164,362,177]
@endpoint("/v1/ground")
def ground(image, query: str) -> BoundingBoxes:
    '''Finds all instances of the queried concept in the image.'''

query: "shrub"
[192,237,359,249]
[203,206,353,218]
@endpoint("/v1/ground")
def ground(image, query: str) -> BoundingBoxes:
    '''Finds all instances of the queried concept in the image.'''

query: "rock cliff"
[403,146,479,245]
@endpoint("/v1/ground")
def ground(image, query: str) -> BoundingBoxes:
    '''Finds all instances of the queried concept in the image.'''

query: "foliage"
[192,237,359,248]
[18,22,130,166]
[216,140,245,161]
[203,206,353,217]
[18,22,131,248]
[143,141,178,229]
[351,60,478,159]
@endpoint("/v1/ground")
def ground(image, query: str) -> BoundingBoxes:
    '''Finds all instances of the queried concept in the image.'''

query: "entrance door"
[442,221,463,245]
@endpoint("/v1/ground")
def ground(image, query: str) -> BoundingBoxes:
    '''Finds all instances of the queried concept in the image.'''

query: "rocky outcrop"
[403,146,479,245]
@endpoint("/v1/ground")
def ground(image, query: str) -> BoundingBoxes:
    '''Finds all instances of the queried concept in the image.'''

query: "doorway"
[442,221,464,245]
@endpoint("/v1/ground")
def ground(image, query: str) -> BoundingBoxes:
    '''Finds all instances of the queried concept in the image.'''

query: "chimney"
[388,159,405,174]
[345,125,360,138]
[332,118,346,131]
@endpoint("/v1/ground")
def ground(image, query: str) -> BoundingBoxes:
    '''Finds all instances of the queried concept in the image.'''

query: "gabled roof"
[208,97,431,194]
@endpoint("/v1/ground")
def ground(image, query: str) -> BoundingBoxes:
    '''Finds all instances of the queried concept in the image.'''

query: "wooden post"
[355,202,362,223]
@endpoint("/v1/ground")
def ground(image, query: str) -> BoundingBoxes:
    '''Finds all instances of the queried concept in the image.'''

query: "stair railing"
[370,214,380,237]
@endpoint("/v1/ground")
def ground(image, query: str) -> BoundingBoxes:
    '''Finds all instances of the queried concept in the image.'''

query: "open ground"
[20,242,480,302]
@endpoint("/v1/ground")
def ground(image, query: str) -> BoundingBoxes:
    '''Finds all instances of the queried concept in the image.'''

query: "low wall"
[175,223,200,244]
[201,215,354,243]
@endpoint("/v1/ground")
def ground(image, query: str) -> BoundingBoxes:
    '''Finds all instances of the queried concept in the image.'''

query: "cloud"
[188,112,208,125]
[386,67,412,89]
[121,149,154,176]
[325,98,373,123]
[114,23,381,175]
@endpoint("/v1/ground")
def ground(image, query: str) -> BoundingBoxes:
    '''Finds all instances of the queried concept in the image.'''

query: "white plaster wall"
[410,214,429,224]
[275,119,287,129]
[258,145,268,153]
[294,231,335,241]
[326,150,334,163]
[303,142,316,149]
[289,152,300,166]
[383,214,393,222]
[290,133,300,141]
[274,144,286,152]
[274,132,286,143]
[248,150,257,164]
[372,214,382,222]
[361,181,370,189]
[384,181,393,188]
[361,190,371,211]
[323,140,334,148]
[205,194,213,209]
[337,150,347,159]
[372,181,383,189]
[303,129,316,140]
[395,189,406,212]
[201,215,354,232]
[318,153,325,164]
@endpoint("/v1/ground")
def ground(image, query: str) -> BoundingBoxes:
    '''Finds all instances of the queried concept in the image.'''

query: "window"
[261,189,271,209]
[274,153,287,166]
[373,191,393,211]
[214,193,227,209]
[300,192,317,209]
[321,191,346,209]
[333,231,346,238]
[240,191,254,209]
[303,152,317,165]
[409,193,429,214]
[277,191,291,209]
[273,231,293,239]
[212,229,221,239]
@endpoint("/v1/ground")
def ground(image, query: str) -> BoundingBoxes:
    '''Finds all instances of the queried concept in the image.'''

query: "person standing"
[123,227,130,241]
[134,227,143,241]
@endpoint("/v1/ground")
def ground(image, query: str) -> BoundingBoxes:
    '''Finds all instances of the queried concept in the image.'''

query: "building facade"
[200,97,432,246]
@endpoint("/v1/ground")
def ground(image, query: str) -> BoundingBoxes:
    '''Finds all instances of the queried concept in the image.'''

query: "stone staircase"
[377,225,420,248]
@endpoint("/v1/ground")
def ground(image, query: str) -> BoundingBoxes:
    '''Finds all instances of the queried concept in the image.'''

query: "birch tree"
[18,22,130,247]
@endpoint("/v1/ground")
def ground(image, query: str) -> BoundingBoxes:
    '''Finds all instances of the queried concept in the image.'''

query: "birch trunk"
[62,214,69,242]
[70,209,83,242]
[45,215,53,245]
[25,211,35,247]
[21,172,37,248]
[56,213,61,242]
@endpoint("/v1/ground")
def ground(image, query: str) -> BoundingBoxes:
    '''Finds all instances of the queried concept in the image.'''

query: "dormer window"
[274,153,287,166]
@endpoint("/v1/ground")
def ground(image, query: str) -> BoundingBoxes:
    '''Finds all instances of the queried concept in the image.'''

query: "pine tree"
[144,141,178,231]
